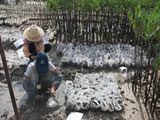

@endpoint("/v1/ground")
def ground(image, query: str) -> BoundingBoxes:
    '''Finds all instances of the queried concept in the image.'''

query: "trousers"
[23,72,54,98]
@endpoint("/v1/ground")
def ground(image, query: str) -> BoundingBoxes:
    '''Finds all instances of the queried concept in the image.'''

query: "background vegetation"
[47,0,160,69]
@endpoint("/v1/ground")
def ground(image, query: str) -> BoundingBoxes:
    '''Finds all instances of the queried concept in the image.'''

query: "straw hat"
[23,25,44,42]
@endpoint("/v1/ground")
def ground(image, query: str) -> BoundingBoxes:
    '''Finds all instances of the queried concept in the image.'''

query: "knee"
[22,78,33,90]
[22,78,35,97]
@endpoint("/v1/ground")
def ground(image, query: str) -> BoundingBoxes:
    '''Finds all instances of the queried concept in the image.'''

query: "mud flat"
[0,26,149,120]
[0,81,27,120]
[0,72,149,120]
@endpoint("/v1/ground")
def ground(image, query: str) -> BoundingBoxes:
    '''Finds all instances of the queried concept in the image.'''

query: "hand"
[30,55,37,60]
[29,54,37,61]
[50,87,55,96]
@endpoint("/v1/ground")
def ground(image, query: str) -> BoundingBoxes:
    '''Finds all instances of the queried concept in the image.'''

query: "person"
[23,25,62,101]
[23,24,51,61]
[23,52,62,100]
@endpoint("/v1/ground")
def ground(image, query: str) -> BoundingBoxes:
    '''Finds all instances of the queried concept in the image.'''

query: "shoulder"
[28,62,36,68]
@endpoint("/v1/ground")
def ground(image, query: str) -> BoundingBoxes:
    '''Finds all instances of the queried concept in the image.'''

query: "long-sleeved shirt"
[24,61,62,89]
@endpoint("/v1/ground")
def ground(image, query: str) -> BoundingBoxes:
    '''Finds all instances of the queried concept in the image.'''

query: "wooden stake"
[0,37,20,120]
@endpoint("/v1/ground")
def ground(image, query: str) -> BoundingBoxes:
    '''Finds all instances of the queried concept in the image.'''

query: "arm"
[36,40,45,52]
[51,69,63,90]
[49,62,63,95]
[23,44,31,57]
[23,44,37,60]
[50,69,63,95]
[23,39,38,60]
[24,62,34,79]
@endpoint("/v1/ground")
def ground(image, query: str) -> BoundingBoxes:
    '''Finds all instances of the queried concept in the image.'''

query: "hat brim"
[23,26,44,42]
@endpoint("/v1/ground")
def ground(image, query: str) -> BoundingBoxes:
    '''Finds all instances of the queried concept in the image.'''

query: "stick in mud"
[0,36,21,120]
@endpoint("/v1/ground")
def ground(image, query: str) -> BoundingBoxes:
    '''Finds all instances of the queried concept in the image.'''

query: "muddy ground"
[0,26,150,120]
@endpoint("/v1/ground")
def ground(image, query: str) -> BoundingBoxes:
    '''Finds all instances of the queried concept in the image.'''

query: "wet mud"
[0,26,148,120]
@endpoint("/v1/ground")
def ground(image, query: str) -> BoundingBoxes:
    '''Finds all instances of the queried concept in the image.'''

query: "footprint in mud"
[20,98,61,120]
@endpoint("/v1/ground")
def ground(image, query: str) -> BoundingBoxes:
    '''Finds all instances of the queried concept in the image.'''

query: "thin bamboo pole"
[0,37,20,120]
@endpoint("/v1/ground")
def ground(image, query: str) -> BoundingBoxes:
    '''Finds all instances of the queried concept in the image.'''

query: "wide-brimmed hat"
[23,25,44,42]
